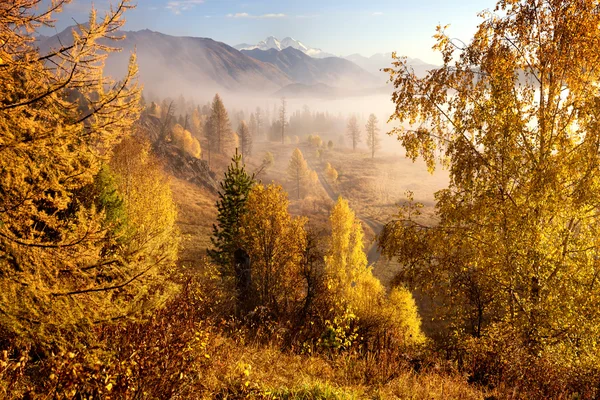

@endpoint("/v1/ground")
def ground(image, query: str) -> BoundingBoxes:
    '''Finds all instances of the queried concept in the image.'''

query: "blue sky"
[43,0,497,64]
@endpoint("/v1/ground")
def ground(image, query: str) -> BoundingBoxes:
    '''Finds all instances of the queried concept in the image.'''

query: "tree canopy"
[382,0,600,369]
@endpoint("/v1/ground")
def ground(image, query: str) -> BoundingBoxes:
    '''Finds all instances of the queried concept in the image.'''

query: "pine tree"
[238,120,252,162]
[208,150,255,271]
[287,148,309,200]
[347,115,361,151]
[365,114,380,159]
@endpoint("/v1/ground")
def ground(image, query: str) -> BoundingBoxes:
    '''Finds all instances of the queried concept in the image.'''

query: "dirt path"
[307,158,384,264]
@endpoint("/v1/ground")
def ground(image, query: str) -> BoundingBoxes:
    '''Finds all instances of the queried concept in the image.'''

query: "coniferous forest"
[2,0,600,398]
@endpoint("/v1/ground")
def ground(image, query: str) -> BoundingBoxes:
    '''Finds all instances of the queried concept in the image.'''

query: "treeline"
[145,93,383,164]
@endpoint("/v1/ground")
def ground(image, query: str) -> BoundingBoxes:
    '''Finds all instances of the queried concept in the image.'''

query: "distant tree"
[325,162,338,183]
[240,184,307,318]
[327,140,334,150]
[206,93,233,162]
[347,115,361,151]
[238,120,252,162]
[262,151,275,170]
[208,151,255,272]
[249,113,258,139]
[309,135,323,148]
[365,114,380,159]
[287,148,310,200]
[308,170,319,189]
[172,123,201,158]
[255,107,264,138]
[190,107,203,138]
[279,97,288,144]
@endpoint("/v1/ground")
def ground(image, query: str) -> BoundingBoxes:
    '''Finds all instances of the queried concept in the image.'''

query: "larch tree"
[206,93,233,162]
[172,123,201,158]
[0,0,181,343]
[365,114,380,159]
[325,162,338,183]
[238,120,252,162]
[279,97,287,144]
[287,148,309,200]
[240,184,307,318]
[325,197,384,317]
[381,0,600,368]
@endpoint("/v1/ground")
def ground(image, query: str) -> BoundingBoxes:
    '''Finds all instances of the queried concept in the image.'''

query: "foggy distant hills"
[241,47,380,88]
[345,53,437,79]
[36,27,436,98]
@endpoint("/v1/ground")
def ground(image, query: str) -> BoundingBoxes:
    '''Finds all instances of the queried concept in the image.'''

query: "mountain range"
[36,28,435,98]
[234,36,336,59]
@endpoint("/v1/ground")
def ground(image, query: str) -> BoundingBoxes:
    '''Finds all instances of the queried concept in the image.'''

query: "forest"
[2,0,600,398]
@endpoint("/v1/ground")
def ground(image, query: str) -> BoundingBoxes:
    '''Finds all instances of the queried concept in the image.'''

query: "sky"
[42,0,498,64]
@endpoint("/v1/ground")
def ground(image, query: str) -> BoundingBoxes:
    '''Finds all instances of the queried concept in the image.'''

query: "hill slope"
[37,28,292,96]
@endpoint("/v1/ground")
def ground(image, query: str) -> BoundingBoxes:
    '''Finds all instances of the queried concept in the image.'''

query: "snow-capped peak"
[234,36,336,58]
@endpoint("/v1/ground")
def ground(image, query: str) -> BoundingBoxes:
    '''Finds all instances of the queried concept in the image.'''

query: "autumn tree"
[279,97,287,144]
[262,151,275,170]
[325,198,384,316]
[287,148,309,200]
[381,0,600,384]
[0,0,182,344]
[172,123,201,158]
[346,115,361,151]
[208,150,255,272]
[238,120,252,162]
[205,93,233,163]
[365,114,380,159]
[325,162,338,183]
[240,184,307,318]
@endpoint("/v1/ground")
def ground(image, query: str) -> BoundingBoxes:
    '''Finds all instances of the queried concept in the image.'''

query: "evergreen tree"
[208,150,255,271]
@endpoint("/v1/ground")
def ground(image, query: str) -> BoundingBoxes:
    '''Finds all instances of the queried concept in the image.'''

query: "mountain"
[345,53,437,78]
[241,47,381,89]
[37,28,292,96]
[234,36,336,59]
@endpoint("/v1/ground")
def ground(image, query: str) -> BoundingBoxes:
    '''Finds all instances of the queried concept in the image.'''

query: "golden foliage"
[287,148,310,200]
[325,197,384,317]
[383,0,600,390]
[172,123,201,158]
[240,184,307,316]
[325,162,339,183]
[0,0,179,344]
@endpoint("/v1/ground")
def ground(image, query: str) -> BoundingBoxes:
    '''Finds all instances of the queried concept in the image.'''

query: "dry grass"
[170,176,217,267]
[195,332,488,399]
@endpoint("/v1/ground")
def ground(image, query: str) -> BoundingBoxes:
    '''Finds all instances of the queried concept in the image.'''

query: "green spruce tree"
[208,150,255,272]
